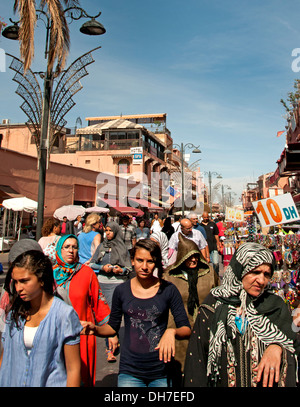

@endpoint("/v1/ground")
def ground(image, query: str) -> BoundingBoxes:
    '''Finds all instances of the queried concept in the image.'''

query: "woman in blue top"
[90,221,132,362]
[77,213,101,264]
[0,250,82,387]
[82,238,191,387]
[135,218,150,241]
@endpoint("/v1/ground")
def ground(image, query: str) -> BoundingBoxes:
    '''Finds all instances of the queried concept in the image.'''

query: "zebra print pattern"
[210,266,242,298]
[207,306,237,377]
[246,302,294,353]
[235,242,274,278]
[207,242,295,382]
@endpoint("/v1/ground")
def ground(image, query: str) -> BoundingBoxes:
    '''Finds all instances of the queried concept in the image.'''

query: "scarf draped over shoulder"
[207,242,299,382]
[91,221,132,270]
[53,234,82,286]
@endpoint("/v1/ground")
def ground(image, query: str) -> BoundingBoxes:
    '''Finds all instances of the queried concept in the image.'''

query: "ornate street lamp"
[2,20,19,40]
[202,171,222,217]
[165,143,201,217]
[3,6,106,240]
[221,184,231,214]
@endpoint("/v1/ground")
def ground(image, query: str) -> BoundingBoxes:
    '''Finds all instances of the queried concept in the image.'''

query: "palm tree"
[13,0,79,74]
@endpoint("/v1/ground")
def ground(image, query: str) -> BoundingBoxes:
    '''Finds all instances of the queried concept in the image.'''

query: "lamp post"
[221,184,231,214]
[202,171,222,217]
[3,6,106,240]
[165,143,201,217]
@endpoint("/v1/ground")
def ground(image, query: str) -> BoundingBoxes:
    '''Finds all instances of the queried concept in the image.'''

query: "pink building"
[0,113,201,216]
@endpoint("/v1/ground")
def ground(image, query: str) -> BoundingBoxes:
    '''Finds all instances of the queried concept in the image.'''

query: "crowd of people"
[0,210,299,388]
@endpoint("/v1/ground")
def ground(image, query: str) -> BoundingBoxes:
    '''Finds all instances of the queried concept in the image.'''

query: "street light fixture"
[2,20,19,40]
[202,171,222,217]
[221,184,231,214]
[165,143,201,217]
[3,6,106,240]
[80,18,106,35]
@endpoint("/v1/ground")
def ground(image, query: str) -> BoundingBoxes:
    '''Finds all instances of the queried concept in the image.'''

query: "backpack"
[43,235,60,265]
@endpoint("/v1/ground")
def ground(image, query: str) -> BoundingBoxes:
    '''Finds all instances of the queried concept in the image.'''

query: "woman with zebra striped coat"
[183,242,300,387]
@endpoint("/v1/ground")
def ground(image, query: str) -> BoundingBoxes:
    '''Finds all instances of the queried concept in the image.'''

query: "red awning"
[98,198,144,216]
[128,197,164,211]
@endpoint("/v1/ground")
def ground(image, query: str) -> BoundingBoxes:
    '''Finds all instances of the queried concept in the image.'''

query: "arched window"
[118,159,130,174]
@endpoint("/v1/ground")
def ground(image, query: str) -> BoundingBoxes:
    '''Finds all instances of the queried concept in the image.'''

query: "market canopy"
[98,197,144,217]
[85,206,110,213]
[128,197,164,212]
[53,205,86,221]
[2,197,38,212]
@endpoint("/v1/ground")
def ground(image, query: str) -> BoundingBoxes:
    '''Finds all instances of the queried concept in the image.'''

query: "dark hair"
[162,216,172,231]
[4,250,54,326]
[130,239,164,278]
[41,217,61,236]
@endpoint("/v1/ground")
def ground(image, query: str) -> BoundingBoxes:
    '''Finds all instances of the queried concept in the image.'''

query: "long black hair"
[130,239,164,278]
[4,250,54,326]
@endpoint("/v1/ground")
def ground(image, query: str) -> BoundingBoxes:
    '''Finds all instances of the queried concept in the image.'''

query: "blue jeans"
[118,373,169,387]
[210,250,219,275]
[99,280,123,349]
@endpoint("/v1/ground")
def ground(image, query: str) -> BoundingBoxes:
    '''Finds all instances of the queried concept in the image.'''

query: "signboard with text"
[225,207,244,222]
[252,193,300,228]
[131,147,143,164]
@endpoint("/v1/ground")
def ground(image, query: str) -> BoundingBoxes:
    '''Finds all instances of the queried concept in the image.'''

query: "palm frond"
[14,0,78,73]
[14,0,37,72]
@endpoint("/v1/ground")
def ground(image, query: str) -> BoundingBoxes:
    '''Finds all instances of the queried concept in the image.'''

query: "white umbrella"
[85,206,109,213]
[53,205,86,221]
[2,197,38,213]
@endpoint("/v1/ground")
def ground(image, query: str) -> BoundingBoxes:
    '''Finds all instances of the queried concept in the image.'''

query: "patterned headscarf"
[207,242,298,384]
[53,234,81,287]
[150,230,169,267]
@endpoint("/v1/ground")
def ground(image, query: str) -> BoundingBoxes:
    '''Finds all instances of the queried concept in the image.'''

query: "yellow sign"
[225,207,244,222]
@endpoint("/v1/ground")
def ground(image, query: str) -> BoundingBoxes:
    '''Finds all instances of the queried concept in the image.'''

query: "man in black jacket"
[200,211,221,275]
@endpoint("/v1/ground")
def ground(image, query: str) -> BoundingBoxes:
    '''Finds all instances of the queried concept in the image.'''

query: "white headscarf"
[150,231,169,268]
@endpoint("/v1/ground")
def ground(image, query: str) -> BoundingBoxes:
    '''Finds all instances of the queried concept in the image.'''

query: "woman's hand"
[254,344,282,387]
[80,321,117,338]
[103,264,113,273]
[155,328,176,363]
[108,335,119,353]
[80,321,97,335]
[113,265,123,274]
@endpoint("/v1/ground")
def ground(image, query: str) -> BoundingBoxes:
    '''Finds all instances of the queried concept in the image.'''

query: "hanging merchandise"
[251,233,300,312]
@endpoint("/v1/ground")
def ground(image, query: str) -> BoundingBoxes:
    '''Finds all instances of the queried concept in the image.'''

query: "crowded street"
[0,218,226,388]
[1,0,300,393]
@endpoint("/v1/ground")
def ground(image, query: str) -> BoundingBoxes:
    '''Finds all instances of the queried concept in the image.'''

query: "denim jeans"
[99,280,124,349]
[210,250,219,275]
[118,373,169,387]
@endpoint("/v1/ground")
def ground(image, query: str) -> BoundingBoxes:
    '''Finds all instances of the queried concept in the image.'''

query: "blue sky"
[1,0,300,205]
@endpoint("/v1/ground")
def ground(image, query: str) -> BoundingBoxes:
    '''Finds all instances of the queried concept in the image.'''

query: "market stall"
[0,197,38,251]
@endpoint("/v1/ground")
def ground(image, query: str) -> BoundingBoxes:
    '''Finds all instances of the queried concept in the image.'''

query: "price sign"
[252,193,300,228]
[225,207,244,222]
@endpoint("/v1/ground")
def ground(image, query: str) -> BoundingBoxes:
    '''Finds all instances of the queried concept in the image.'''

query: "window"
[118,159,130,174]
[79,134,104,150]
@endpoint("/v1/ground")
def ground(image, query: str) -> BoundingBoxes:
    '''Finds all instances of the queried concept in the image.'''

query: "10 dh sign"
[252,193,300,228]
